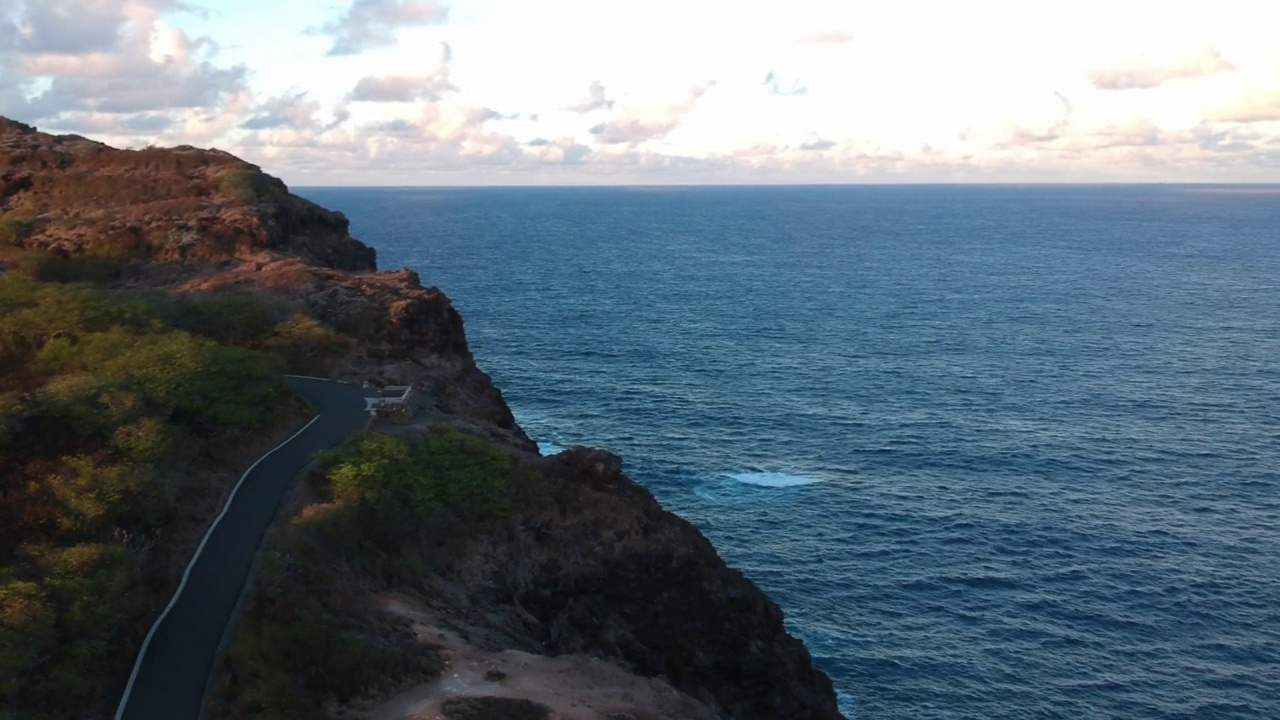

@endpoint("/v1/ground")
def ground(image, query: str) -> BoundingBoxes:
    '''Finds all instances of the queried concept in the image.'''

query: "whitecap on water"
[727,472,821,487]
[536,440,564,456]
[693,471,823,504]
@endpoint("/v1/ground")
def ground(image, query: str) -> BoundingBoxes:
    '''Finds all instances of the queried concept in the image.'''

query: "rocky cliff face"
[0,117,844,719]
[0,116,525,446]
[448,447,844,720]
[0,117,373,269]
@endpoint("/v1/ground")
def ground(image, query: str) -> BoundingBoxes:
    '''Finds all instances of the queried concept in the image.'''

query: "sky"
[1,0,1278,185]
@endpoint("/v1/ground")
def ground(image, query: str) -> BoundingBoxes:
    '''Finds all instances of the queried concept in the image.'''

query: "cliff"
[0,115,525,447]
[0,117,843,719]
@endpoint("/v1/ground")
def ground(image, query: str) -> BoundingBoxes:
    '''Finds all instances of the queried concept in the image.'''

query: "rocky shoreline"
[1,116,844,719]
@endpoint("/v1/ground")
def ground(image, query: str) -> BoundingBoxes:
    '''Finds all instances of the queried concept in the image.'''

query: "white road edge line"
[114,413,322,720]
[283,374,330,382]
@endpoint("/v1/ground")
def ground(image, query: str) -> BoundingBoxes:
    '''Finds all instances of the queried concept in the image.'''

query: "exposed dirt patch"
[358,596,720,720]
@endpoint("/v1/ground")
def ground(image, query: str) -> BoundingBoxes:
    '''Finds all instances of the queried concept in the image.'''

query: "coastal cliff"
[0,117,843,719]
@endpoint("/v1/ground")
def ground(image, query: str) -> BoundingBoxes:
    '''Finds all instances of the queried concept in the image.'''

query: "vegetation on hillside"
[0,256,351,718]
[212,427,543,719]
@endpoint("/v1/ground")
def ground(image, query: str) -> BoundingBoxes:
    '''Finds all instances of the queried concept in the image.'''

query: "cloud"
[1089,47,1236,90]
[524,136,591,164]
[1042,121,1166,152]
[317,0,449,56]
[23,60,246,115]
[349,73,455,102]
[26,110,177,134]
[347,42,453,101]
[373,118,419,134]
[119,112,177,132]
[1194,124,1263,153]
[764,71,806,96]
[239,92,350,137]
[2,0,247,121]
[13,0,135,54]
[799,31,853,45]
[565,80,614,112]
[799,139,836,151]
[1210,93,1280,123]
[589,81,715,145]
[998,91,1073,145]
[242,92,321,130]
[959,114,1280,179]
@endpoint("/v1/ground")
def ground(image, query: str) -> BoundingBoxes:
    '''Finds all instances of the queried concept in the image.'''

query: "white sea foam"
[537,440,564,456]
[727,472,821,487]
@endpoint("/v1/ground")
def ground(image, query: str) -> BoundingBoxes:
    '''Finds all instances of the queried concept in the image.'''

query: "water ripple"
[304,185,1280,720]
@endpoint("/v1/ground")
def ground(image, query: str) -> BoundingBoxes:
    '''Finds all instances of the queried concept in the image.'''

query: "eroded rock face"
[2,117,845,720]
[1,116,525,446]
[431,447,845,720]
[165,257,528,443]
[0,117,374,269]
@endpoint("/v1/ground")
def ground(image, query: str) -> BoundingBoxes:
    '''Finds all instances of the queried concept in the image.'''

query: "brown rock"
[0,116,374,269]
[431,453,845,720]
[1,117,844,720]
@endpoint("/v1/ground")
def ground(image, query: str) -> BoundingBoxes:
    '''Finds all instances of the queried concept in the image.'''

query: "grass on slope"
[211,427,545,719]
[0,256,351,719]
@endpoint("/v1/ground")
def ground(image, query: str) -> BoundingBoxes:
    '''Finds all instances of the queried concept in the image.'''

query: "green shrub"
[16,254,126,284]
[35,329,287,435]
[0,273,160,361]
[218,169,286,206]
[211,429,530,715]
[318,426,517,528]
[214,522,441,720]
[324,433,437,511]
[422,427,517,519]
[0,544,148,716]
[0,215,35,246]
[0,266,355,718]
[169,291,296,345]
[261,313,353,373]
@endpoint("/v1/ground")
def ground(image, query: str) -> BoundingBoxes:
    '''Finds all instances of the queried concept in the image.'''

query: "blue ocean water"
[301,185,1280,720]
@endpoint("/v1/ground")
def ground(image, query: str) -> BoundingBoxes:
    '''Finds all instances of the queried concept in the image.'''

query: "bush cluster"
[0,268,306,718]
[217,169,287,206]
[0,215,36,247]
[213,427,537,719]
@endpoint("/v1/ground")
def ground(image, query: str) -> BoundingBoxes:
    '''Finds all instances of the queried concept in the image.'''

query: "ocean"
[300,185,1280,720]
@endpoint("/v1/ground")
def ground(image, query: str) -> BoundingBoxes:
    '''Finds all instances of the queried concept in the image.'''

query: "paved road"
[116,376,369,720]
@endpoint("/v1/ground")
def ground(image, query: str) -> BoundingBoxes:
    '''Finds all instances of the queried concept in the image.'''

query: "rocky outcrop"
[164,258,528,444]
[0,117,844,719]
[429,447,843,720]
[0,117,374,269]
[0,115,526,447]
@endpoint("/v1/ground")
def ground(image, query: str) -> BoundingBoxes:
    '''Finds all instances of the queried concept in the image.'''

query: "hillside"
[0,117,843,720]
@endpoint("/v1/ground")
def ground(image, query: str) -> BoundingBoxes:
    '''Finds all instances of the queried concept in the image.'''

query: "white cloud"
[317,0,448,56]
[526,136,592,164]
[2,0,246,122]
[13,0,141,54]
[347,42,453,101]
[1210,93,1280,123]
[565,81,613,113]
[242,92,324,130]
[1090,47,1236,90]
[3,0,1278,184]
[799,138,835,151]
[349,73,454,102]
[589,82,716,145]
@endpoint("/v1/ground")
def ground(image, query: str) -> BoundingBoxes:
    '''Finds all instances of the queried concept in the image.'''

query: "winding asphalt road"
[115,376,370,720]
